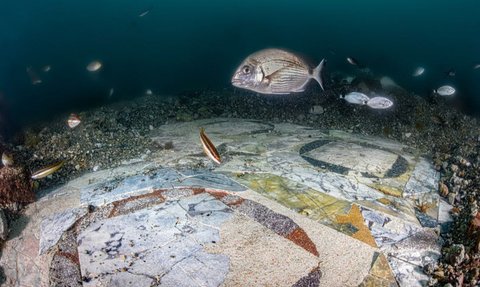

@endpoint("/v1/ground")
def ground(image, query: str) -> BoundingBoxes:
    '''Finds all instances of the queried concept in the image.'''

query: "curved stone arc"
[299,139,409,180]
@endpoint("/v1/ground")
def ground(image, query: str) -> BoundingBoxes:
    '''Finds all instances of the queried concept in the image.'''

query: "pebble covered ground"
[2,72,480,286]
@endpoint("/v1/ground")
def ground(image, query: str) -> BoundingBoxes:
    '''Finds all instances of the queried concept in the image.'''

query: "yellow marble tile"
[359,252,398,287]
[335,204,377,248]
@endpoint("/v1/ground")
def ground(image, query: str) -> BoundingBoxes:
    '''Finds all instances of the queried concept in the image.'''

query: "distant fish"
[199,127,221,164]
[2,152,13,167]
[366,96,393,109]
[108,88,114,98]
[446,68,456,77]
[434,85,456,96]
[67,113,81,128]
[473,64,480,70]
[138,9,150,17]
[26,66,42,85]
[232,48,325,94]
[412,67,425,77]
[31,161,64,179]
[42,65,51,72]
[86,60,102,72]
[346,57,358,66]
[145,89,153,95]
[340,92,370,105]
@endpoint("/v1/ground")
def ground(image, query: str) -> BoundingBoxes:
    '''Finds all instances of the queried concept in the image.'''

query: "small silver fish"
[412,67,425,77]
[434,85,455,96]
[42,65,51,72]
[473,64,480,70]
[231,48,325,94]
[2,152,13,167]
[366,97,393,109]
[109,88,114,98]
[199,128,221,164]
[67,113,81,128]
[26,66,42,85]
[86,61,102,72]
[139,10,150,17]
[31,161,64,179]
[341,92,370,105]
[145,89,153,95]
[346,57,358,66]
[446,68,456,77]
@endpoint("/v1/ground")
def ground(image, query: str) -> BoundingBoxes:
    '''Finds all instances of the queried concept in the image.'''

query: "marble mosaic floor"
[0,118,448,287]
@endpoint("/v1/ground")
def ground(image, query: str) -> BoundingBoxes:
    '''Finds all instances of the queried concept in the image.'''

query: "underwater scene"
[0,1,479,286]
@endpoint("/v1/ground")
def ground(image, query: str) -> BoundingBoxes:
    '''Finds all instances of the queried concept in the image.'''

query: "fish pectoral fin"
[264,68,285,83]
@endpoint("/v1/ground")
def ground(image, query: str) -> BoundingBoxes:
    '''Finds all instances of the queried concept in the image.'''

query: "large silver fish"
[231,48,325,94]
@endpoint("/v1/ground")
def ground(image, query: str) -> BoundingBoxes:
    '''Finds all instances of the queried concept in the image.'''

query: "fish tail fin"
[312,59,326,91]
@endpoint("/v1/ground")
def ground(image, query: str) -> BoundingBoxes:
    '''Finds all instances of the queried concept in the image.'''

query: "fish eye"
[242,65,251,74]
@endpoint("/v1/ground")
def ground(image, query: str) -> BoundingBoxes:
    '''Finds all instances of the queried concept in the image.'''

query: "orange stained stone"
[335,204,377,248]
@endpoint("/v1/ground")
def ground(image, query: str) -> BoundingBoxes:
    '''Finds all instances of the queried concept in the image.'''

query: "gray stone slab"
[81,168,245,206]
[361,208,421,247]
[39,207,87,255]
[404,159,439,197]
[177,171,246,192]
[161,251,229,287]
[77,194,232,287]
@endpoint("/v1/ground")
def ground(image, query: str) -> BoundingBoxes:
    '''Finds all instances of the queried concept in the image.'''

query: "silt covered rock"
[0,166,34,211]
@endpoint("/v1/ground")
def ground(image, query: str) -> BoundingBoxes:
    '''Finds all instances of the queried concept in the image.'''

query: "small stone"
[448,192,456,205]
[439,182,449,197]
[423,262,435,275]
[450,164,459,173]
[0,208,8,240]
[310,105,324,114]
[447,244,465,265]
[149,125,154,131]
[433,270,444,279]
[75,165,80,170]
[405,132,412,138]
[93,165,99,172]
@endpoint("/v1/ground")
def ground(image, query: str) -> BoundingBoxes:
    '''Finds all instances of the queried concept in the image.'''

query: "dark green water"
[0,0,479,131]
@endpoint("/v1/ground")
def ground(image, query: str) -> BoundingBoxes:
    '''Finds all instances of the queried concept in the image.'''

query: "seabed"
[0,118,448,287]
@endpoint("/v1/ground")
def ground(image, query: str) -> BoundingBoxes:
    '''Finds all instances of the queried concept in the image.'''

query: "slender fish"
[199,128,221,164]
[31,161,64,179]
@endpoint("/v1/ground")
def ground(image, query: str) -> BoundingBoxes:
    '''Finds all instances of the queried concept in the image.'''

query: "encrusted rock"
[0,167,34,211]
[310,105,324,115]
[446,244,465,265]
[439,182,449,197]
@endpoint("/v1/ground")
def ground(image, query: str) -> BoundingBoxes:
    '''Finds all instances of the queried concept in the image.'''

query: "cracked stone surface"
[39,207,87,255]
[77,193,232,287]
